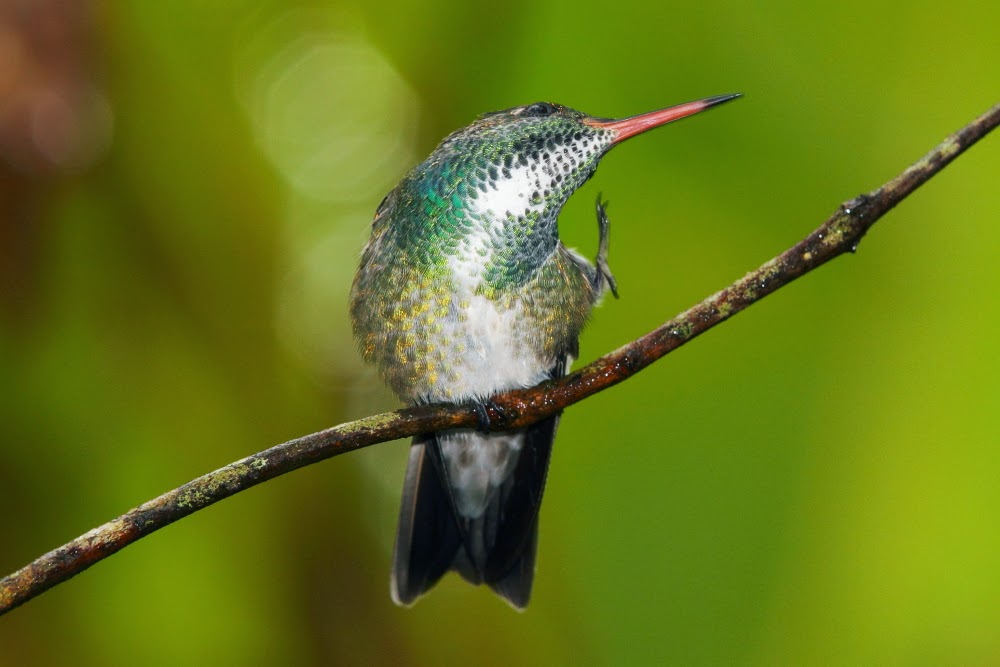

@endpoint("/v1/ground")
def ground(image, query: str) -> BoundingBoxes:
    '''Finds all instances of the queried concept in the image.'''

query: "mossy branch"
[2,101,998,617]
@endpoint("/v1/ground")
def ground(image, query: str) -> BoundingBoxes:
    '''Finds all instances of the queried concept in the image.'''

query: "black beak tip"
[706,93,743,108]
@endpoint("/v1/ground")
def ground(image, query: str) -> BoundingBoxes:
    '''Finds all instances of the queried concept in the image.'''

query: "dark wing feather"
[390,436,462,606]
[482,412,558,608]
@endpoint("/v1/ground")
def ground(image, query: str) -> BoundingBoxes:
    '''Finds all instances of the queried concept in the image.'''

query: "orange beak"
[585,93,742,143]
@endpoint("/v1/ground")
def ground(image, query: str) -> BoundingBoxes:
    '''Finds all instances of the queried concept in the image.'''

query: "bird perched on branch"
[350,93,740,608]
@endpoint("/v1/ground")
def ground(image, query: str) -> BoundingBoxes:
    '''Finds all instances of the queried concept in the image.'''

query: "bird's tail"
[390,417,557,609]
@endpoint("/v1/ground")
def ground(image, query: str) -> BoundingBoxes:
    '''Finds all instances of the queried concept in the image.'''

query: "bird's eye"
[522,102,558,117]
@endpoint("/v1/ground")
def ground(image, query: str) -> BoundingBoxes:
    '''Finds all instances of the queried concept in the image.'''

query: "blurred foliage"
[1,0,999,664]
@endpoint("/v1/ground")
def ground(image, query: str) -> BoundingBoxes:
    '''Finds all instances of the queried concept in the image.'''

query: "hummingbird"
[350,93,740,608]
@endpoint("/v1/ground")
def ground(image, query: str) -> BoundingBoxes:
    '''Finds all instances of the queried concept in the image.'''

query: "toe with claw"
[594,195,620,299]
[471,399,508,432]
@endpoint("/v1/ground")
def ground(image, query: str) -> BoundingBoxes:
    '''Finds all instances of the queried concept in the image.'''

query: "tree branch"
[3,101,998,617]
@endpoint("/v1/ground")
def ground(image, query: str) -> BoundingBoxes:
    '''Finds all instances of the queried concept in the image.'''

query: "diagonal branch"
[2,101,998,617]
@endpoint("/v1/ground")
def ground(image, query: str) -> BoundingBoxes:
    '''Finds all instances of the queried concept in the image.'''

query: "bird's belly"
[357,245,593,404]
[418,292,552,404]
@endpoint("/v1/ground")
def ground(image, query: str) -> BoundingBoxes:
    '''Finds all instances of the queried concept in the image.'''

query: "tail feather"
[487,518,538,609]
[390,415,558,609]
[390,437,461,606]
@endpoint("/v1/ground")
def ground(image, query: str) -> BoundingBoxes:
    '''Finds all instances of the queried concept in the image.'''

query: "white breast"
[468,163,544,221]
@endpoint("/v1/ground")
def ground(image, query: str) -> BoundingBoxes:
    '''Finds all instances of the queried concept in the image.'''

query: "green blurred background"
[1,0,998,664]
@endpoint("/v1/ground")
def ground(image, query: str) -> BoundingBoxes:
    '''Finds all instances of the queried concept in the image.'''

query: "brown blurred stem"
[2,101,999,617]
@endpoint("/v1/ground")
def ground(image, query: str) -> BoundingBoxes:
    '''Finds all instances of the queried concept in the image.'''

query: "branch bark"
[3,101,998,617]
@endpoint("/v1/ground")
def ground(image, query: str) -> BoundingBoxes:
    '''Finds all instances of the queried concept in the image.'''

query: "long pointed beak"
[585,93,742,143]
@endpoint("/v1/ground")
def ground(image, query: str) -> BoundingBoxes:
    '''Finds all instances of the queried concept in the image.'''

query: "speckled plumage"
[350,104,613,404]
[349,95,740,608]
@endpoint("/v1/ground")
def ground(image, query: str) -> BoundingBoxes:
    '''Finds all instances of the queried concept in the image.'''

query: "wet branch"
[2,101,998,617]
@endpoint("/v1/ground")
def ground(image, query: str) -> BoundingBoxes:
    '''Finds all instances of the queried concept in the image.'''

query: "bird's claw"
[472,399,507,432]
[595,195,620,299]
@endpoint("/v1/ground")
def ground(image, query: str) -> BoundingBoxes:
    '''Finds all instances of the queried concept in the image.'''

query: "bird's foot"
[594,195,620,299]
[471,399,508,432]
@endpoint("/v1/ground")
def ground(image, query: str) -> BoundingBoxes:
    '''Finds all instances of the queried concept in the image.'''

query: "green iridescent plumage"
[350,103,614,402]
[349,95,739,608]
